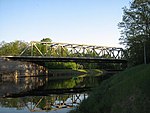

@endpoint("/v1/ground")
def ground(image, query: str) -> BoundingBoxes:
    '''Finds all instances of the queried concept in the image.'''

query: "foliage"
[70,64,150,113]
[31,38,52,56]
[118,0,150,66]
[0,40,27,56]
[0,98,24,109]
[40,38,52,42]
[45,62,81,70]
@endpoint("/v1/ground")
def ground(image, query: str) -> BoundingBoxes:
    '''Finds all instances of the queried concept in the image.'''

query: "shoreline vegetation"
[46,69,104,80]
[48,69,103,75]
[70,64,150,113]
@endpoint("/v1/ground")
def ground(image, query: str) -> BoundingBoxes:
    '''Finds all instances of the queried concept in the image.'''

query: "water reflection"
[0,75,93,113]
[0,59,110,112]
[0,71,107,113]
[0,76,48,97]
[0,93,88,112]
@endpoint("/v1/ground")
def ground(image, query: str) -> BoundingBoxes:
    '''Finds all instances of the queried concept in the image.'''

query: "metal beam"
[20,42,126,59]
[4,56,127,63]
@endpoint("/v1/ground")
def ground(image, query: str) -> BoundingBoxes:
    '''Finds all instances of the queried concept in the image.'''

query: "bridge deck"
[3,56,127,63]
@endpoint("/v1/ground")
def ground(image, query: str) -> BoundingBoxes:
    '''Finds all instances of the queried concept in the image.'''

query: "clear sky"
[0,0,130,47]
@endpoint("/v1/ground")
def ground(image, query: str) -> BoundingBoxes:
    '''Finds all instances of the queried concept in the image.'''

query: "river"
[0,69,109,113]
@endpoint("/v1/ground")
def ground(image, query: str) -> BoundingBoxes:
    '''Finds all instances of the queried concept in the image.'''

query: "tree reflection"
[0,93,88,112]
[0,71,106,112]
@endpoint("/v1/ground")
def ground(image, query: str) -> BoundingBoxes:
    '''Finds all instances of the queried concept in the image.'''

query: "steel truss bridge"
[4,41,127,64]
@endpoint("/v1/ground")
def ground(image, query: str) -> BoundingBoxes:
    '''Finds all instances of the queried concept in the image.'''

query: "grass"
[48,69,103,76]
[47,69,103,80]
[70,64,150,113]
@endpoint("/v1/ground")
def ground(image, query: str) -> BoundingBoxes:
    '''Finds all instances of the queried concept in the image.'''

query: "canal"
[0,69,112,113]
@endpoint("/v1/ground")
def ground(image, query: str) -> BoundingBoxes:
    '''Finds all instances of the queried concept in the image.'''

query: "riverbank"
[47,69,104,80]
[47,69,122,81]
[48,69,103,75]
[70,64,150,113]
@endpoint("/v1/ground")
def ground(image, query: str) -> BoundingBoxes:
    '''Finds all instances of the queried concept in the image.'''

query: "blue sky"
[0,0,130,47]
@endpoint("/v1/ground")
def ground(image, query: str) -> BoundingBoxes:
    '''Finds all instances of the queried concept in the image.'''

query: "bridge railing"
[20,42,126,59]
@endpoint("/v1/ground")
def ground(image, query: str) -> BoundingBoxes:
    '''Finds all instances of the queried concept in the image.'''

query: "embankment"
[0,58,47,80]
[70,64,150,113]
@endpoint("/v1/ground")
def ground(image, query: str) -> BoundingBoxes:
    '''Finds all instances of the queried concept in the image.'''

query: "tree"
[118,0,150,66]
[30,38,52,56]
[0,41,27,56]
[40,38,52,42]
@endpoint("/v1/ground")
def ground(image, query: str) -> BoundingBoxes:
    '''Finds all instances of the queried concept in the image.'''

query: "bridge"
[3,41,127,64]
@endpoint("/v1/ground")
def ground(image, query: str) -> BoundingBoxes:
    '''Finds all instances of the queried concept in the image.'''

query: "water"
[0,73,104,113]
[0,93,88,113]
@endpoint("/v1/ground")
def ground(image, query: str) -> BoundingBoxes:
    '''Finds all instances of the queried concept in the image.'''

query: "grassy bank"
[70,64,150,113]
[47,69,103,80]
[48,69,103,75]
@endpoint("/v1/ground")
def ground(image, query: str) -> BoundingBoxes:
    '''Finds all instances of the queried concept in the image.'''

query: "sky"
[0,0,130,47]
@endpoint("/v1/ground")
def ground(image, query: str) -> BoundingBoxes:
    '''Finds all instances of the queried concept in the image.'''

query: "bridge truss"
[20,42,126,60]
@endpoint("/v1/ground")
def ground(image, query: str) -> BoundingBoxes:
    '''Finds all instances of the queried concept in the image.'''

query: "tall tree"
[118,0,150,66]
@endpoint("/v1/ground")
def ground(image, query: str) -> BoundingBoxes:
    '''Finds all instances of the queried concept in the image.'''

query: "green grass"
[48,69,102,75]
[70,64,150,113]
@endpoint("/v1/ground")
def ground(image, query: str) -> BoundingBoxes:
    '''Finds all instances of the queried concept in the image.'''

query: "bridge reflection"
[0,72,92,112]
[1,93,88,112]
[0,74,90,112]
[21,93,88,112]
